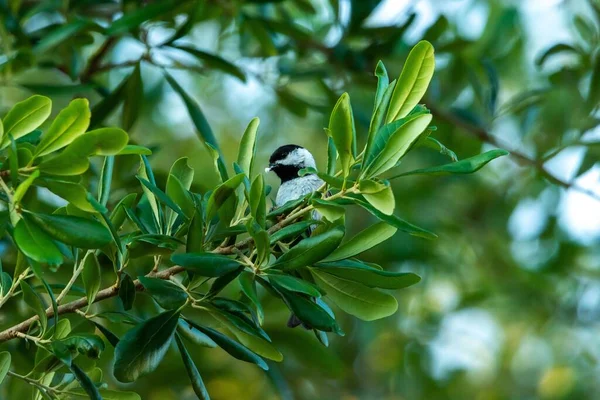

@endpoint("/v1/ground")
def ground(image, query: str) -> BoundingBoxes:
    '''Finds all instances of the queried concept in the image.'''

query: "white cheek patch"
[278,148,317,169]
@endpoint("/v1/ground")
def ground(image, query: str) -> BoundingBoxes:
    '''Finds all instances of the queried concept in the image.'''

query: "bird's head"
[265,144,317,182]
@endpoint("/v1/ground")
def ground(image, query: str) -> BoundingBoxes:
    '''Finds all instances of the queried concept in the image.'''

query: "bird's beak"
[264,167,271,173]
[265,163,275,173]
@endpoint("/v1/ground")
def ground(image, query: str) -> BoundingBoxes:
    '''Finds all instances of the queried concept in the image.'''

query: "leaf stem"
[0,267,31,309]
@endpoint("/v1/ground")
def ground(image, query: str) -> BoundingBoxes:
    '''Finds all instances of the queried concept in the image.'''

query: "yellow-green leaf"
[324,222,397,262]
[1,95,52,148]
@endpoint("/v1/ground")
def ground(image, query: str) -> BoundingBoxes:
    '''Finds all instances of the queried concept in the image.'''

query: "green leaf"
[205,173,245,221]
[122,63,143,131]
[59,334,105,359]
[137,176,185,218]
[360,182,395,215]
[1,95,52,147]
[164,71,228,181]
[118,273,136,311]
[32,19,91,54]
[237,118,259,176]
[26,213,112,249]
[311,270,398,321]
[171,253,242,277]
[166,157,195,230]
[311,198,345,221]
[127,234,181,258]
[170,45,246,82]
[419,136,458,161]
[14,218,62,265]
[0,352,10,386]
[269,220,316,244]
[249,175,266,228]
[326,136,337,176]
[70,362,102,400]
[186,209,204,253]
[39,128,128,175]
[98,156,114,206]
[268,274,322,297]
[13,169,40,206]
[328,93,355,177]
[351,197,436,239]
[0,272,12,296]
[117,144,152,155]
[20,280,48,333]
[138,157,161,232]
[271,226,344,271]
[82,252,101,309]
[239,272,264,325]
[536,43,581,67]
[386,40,435,122]
[182,318,268,370]
[266,194,309,219]
[274,287,341,333]
[113,309,180,382]
[34,98,90,157]
[314,260,421,289]
[111,193,138,230]
[391,149,509,178]
[90,76,128,129]
[106,0,180,35]
[177,319,217,348]
[212,312,283,362]
[366,79,397,164]
[38,179,96,213]
[174,334,210,400]
[364,113,433,178]
[373,61,390,110]
[138,276,188,309]
[324,222,397,262]
[90,321,120,348]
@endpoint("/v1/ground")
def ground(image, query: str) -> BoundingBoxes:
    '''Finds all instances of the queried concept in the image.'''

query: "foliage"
[0,0,599,399]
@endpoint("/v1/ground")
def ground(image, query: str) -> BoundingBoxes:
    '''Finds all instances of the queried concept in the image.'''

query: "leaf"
[373,60,390,110]
[118,273,136,311]
[33,19,91,54]
[364,113,433,178]
[275,287,341,333]
[164,71,228,181]
[13,169,40,206]
[138,276,188,309]
[314,260,421,289]
[0,352,10,386]
[106,0,180,35]
[237,118,259,176]
[328,93,355,177]
[174,334,210,400]
[170,45,246,82]
[98,156,114,206]
[311,270,398,321]
[391,149,509,178]
[249,175,266,228]
[311,198,345,221]
[365,80,397,163]
[14,218,62,265]
[171,253,242,277]
[26,213,112,249]
[113,309,180,383]
[127,234,181,258]
[361,184,395,215]
[324,222,397,262]
[1,95,52,148]
[90,321,120,348]
[39,128,128,175]
[122,63,143,131]
[34,98,90,157]
[268,274,322,297]
[271,226,344,271]
[82,252,101,308]
[186,210,204,253]
[166,157,195,229]
[20,280,48,333]
[419,136,458,161]
[386,40,435,122]
[38,179,96,213]
[70,362,102,400]
[351,197,436,239]
[137,157,161,232]
[326,136,337,176]
[182,318,268,370]
[205,173,245,221]
[137,176,185,218]
[117,145,152,155]
[269,220,316,244]
[177,319,217,348]
[239,272,264,325]
[59,334,105,359]
[588,51,600,109]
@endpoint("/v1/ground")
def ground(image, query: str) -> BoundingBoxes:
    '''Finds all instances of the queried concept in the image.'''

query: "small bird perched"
[265,144,324,329]
[265,144,324,208]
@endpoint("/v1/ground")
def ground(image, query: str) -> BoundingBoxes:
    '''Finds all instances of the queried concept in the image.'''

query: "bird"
[265,144,324,329]
[265,144,324,208]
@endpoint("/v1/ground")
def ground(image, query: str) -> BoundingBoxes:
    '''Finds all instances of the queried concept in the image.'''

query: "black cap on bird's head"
[266,144,317,183]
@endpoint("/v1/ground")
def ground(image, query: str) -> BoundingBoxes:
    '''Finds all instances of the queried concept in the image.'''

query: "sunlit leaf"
[1,95,52,148]
[34,98,90,157]
[324,222,397,262]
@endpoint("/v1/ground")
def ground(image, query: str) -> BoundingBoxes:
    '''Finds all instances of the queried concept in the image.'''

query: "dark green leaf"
[107,0,180,35]
[138,276,188,309]
[20,280,48,333]
[268,274,322,297]
[113,310,181,382]
[271,226,344,270]
[59,334,105,359]
[122,63,143,131]
[70,362,102,400]
[26,213,112,249]
[14,218,62,265]
[269,220,316,244]
[324,222,396,261]
[275,287,341,333]
[174,334,210,400]
[118,273,136,311]
[314,259,421,289]
[170,45,246,82]
[82,252,101,308]
[171,253,242,277]
[177,319,217,348]
[239,272,264,325]
[0,352,10,386]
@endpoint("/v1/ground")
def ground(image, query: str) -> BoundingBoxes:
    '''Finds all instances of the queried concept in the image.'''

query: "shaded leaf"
[118,273,136,311]
[174,334,210,400]
[171,253,242,277]
[314,259,421,289]
[271,226,344,271]
[138,276,188,309]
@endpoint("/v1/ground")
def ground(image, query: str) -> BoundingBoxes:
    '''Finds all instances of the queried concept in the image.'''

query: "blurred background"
[1,0,600,399]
